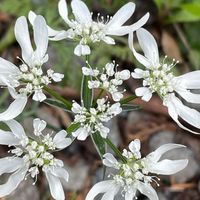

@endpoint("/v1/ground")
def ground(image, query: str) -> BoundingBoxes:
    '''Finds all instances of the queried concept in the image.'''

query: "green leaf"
[104,138,127,163]
[121,104,141,112]
[44,98,71,112]
[67,123,80,134]
[81,75,93,109]
[91,132,106,159]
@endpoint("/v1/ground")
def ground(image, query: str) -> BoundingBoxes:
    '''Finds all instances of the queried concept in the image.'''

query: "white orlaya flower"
[129,28,200,134]
[86,140,188,200]
[29,0,149,56]
[0,16,64,121]
[142,143,188,175]
[0,119,71,200]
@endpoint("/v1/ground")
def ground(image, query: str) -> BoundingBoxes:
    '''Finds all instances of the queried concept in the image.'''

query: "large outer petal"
[176,90,200,104]
[14,16,33,65]
[107,13,149,36]
[107,2,135,28]
[0,58,20,85]
[0,157,24,176]
[136,28,159,67]
[45,172,65,200]
[175,71,200,89]
[85,180,116,200]
[0,96,27,121]
[147,143,186,163]
[148,159,188,175]
[128,33,151,68]
[0,165,28,197]
[33,16,48,62]
[5,119,27,141]
[166,95,200,134]
[28,11,62,37]
[101,185,120,200]
[58,0,72,26]
[71,0,92,24]
[137,182,159,200]
[169,95,200,132]
[49,167,69,183]
[0,130,19,146]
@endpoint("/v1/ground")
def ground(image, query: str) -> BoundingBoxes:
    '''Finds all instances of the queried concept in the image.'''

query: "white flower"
[86,139,188,200]
[129,28,200,134]
[0,119,71,200]
[82,62,130,101]
[71,98,122,140]
[0,16,64,121]
[28,0,149,56]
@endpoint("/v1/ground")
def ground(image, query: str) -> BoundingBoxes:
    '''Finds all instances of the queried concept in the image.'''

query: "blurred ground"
[0,0,200,200]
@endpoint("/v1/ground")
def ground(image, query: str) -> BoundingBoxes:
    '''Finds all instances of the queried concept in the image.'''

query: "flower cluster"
[29,0,149,56]
[0,16,63,121]
[129,28,200,134]
[71,98,122,140]
[86,139,188,200]
[82,62,130,101]
[0,119,71,199]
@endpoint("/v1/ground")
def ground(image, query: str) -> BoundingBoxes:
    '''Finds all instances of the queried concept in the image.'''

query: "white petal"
[112,92,123,102]
[5,119,27,141]
[129,139,141,152]
[135,87,152,102]
[0,130,19,146]
[49,167,69,183]
[71,0,92,24]
[147,143,186,163]
[0,157,24,176]
[49,30,70,41]
[137,182,159,200]
[107,13,149,36]
[103,153,119,169]
[0,57,20,84]
[33,118,47,136]
[0,165,28,197]
[74,44,91,56]
[99,126,109,138]
[175,71,200,89]
[85,180,115,200]
[53,130,72,149]
[131,68,145,79]
[28,11,62,37]
[125,188,136,200]
[58,0,72,26]
[171,95,200,130]
[102,36,115,45]
[51,73,64,82]
[101,185,120,200]
[128,33,151,68]
[14,16,33,65]
[33,16,48,61]
[136,28,159,67]
[72,127,89,141]
[149,159,188,175]
[45,172,65,200]
[166,96,200,134]
[176,90,200,104]
[32,90,46,102]
[0,96,27,121]
[107,2,135,28]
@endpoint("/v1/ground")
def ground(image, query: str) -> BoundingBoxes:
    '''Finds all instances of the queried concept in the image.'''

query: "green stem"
[120,95,137,105]
[93,89,104,107]
[104,138,127,163]
[43,86,72,110]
